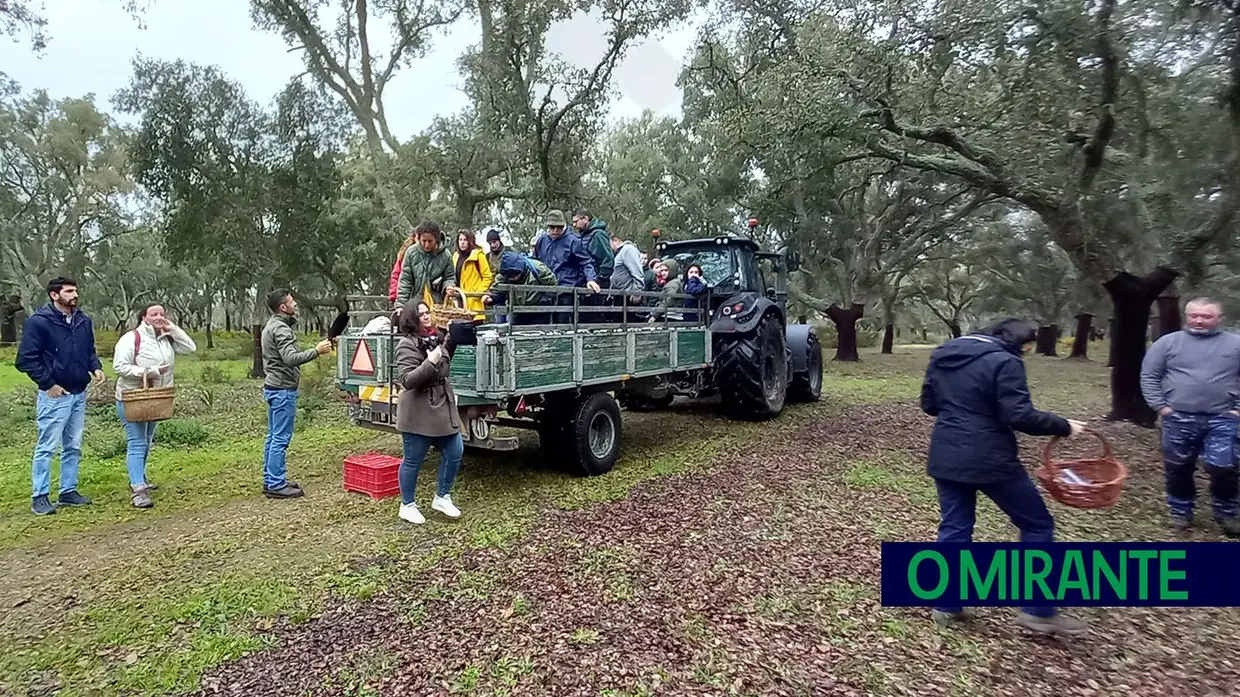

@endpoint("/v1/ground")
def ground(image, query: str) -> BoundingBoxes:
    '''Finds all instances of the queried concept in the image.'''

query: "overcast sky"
[0,0,704,138]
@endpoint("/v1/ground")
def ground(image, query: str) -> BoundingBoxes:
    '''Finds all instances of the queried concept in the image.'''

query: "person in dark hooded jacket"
[484,251,558,325]
[919,318,1088,637]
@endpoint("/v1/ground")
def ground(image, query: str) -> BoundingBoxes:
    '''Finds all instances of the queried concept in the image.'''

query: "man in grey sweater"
[610,232,646,322]
[1140,297,1240,536]
[260,289,332,500]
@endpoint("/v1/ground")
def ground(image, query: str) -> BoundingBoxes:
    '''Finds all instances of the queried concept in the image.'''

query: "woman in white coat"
[112,304,197,508]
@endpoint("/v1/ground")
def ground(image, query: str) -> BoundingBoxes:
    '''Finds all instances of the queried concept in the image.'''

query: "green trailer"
[335,285,714,475]
[335,229,824,476]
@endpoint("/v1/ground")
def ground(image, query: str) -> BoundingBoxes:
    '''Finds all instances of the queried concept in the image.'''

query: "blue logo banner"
[880,542,1240,607]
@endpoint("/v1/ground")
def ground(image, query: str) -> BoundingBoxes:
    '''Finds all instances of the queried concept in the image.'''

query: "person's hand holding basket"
[1034,420,1129,509]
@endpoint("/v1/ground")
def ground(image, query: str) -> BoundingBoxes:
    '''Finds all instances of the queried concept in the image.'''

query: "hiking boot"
[932,609,975,627]
[1169,514,1193,532]
[31,495,56,516]
[131,487,154,509]
[431,495,461,518]
[263,484,304,499]
[57,490,91,507]
[1216,516,1240,539]
[1015,612,1088,637]
[398,502,426,525]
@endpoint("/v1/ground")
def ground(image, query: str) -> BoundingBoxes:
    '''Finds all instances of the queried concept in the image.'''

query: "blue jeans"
[399,432,464,504]
[32,390,87,498]
[934,472,1056,618]
[117,401,158,487]
[1161,411,1239,519]
[263,388,298,490]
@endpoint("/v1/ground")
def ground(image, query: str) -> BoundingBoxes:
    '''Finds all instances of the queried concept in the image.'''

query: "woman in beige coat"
[394,300,464,524]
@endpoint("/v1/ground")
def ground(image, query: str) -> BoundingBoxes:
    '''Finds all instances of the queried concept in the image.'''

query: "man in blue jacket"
[920,318,1088,636]
[532,209,599,324]
[16,277,106,515]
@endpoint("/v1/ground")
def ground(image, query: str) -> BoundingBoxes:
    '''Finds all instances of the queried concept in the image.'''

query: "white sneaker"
[431,495,461,518]
[398,502,425,525]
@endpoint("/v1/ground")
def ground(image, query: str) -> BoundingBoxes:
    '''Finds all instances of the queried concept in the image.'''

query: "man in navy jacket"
[920,318,1088,636]
[532,209,599,323]
[15,277,106,515]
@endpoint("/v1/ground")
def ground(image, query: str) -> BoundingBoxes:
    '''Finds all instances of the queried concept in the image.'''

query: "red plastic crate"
[343,452,402,500]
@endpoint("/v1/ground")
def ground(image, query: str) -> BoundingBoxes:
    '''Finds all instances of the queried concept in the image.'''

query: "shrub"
[154,419,211,448]
[198,364,229,384]
[92,434,128,460]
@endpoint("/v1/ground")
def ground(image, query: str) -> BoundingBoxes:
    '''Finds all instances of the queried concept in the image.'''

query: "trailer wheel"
[788,328,823,402]
[714,313,787,420]
[568,392,623,476]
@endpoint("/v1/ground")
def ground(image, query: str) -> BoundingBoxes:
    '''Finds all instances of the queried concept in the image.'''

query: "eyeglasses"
[417,311,431,317]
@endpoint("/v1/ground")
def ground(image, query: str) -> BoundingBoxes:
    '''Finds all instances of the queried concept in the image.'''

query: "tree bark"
[881,324,894,354]
[1070,313,1093,359]
[1106,316,1115,367]
[1103,268,1178,427]
[826,303,865,362]
[1157,293,1182,337]
[1035,326,1059,356]
[947,321,962,338]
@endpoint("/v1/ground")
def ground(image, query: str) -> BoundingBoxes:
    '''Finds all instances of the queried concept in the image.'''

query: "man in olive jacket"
[260,289,332,499]
[396,220,458,308]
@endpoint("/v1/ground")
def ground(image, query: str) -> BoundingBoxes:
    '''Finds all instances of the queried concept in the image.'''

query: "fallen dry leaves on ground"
[196,404,1240,697]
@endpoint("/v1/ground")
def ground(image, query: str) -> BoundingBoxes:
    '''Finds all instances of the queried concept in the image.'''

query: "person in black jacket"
[920,318,1089,637]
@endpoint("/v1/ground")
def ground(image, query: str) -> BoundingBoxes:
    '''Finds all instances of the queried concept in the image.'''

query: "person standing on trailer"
[260,289,333,499]
[396,220,458,309]
[572,209,616,322]
[532,210,599,324]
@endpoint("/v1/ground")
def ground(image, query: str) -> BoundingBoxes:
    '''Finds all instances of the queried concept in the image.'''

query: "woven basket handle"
[441,292,465,310]
[1042,427,1112,469]
[141,372,150,389]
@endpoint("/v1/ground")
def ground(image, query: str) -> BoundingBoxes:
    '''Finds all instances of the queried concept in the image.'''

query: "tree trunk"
[1103,268,1179,427]
[1069,313,1093,359]
[881,324,894,354]
[1157,294,1182,337]
[1035,326,1058,356]
[225,309,233,333]
[827,303,865,361]
[1106,317,1115,367]
[946,321,962,338]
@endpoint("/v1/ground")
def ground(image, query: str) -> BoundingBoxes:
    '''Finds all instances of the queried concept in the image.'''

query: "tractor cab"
[654,223,799,333]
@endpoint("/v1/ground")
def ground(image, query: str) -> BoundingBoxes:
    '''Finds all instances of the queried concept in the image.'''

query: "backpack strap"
[134,329,141,354]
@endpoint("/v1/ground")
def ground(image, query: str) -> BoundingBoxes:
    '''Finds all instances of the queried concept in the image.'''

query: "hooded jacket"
[489,252,558,308]
[16,304,103,394]
[453,244,495,316]
[396,241,457,308]
[533,230,597,288]
[920,334,1070,484]
[577,219,615,284]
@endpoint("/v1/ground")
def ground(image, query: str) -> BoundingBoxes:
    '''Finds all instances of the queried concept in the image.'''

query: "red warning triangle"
[350,340,375,375]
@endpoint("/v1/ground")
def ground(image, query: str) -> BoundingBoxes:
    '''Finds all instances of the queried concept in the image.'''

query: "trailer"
[335,228,823,477]
[335,285,715,475]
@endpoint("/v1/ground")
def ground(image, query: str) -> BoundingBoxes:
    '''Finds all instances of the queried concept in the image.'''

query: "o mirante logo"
[880,543,1232,608]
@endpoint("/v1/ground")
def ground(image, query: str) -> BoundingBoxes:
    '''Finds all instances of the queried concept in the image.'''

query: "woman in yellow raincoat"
[452,229,494,319]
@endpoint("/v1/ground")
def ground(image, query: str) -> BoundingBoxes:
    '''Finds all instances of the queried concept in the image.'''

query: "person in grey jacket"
[1140,297,1240,536]
[609,231,646,321]
[260,289,332,499]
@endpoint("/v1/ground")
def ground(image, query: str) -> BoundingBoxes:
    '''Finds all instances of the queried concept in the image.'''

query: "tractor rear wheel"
[714,313,787,420]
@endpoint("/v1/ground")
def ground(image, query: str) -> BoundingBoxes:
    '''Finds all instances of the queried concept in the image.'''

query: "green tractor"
[618,226,823,419]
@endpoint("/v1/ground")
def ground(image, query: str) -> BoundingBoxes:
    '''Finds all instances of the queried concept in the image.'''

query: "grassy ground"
[0,340,1233,697]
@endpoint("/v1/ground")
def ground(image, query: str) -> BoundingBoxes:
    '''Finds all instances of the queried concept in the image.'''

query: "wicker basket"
[1034,429,1128,509]
[120,374,176,423]
[430,295,476,329]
